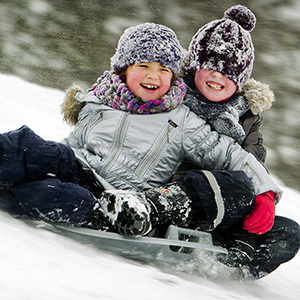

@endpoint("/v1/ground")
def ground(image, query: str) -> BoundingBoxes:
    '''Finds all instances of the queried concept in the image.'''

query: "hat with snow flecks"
[110,23,184,74]
[185,5,256,91]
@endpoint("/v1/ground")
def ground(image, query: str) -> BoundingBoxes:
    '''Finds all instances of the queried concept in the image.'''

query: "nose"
[147,69,159,79]
[211,71,224,78]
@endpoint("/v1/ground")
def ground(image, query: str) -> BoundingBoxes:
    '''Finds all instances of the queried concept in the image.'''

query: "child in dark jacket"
[172,5,298,278]
[174,5,276,234]
[182,5,272,164]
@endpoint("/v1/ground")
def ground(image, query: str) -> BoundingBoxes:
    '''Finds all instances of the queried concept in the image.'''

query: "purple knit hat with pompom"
[110,23,184,75]
[185,5,256,91]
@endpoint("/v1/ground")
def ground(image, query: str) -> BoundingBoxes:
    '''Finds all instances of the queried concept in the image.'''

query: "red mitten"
[243,191,275,235]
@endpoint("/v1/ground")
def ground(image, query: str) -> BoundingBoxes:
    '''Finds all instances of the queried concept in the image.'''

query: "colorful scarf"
[90,70,186,114]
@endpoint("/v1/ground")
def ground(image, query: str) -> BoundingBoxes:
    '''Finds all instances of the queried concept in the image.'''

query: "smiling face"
[125,62,173,101]
[194,69,237,102]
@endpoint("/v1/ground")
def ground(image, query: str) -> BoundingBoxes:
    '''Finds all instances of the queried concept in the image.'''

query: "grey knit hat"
[110,23,184,74]
[185,5,256,91]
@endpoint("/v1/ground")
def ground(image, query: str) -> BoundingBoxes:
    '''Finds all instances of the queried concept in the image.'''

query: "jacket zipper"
[167,123,172,143]
[167,119,178,144]
[135,123,172,177]
[98,113,130,177]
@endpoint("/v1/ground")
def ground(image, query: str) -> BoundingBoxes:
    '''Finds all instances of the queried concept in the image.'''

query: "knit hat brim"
[111,23,184,75]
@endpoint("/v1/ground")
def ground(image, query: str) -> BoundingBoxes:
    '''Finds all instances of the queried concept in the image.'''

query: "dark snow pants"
[0,125,78,184]
[211,216,300,279]
[1,178,107,229]
[0,125,106,228]
[177,169,256,231]
[177,169,300,279]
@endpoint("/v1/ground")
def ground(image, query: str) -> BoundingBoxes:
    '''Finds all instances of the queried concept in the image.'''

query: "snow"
[0,73,300,300]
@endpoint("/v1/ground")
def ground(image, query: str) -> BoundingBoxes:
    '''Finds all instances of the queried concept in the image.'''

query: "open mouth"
[141,84,159,90]
[206,81,224,90]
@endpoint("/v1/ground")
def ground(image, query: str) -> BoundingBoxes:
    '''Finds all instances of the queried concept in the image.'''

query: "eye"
[138,64,148,68]
[160,64,171,73]
[161,68,171,73]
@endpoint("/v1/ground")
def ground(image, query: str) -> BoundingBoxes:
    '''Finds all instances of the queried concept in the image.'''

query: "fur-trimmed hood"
[61,84,85,126]
[242,78,275,115]
[61,77,275,126]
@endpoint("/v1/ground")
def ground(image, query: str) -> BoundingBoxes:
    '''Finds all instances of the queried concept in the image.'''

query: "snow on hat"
[110,22,184,74]
[185,5,256,91]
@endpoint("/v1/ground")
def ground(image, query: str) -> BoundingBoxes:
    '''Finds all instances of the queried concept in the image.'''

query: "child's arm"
[239,78,275,164]
[239,111,267,164]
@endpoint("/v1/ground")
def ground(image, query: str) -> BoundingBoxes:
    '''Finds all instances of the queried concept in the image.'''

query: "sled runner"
[50,224,228,264]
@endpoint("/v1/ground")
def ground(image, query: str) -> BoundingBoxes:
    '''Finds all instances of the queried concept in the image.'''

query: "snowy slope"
[0,73,299,300]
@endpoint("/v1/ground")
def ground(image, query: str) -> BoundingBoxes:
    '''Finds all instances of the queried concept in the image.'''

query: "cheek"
[225,79,237,95]
[126,80,134,92]
[194,72,206,93]
[160,75,172,94]
[126,73,139,93]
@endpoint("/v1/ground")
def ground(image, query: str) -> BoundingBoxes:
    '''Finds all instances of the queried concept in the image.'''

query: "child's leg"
[145,169,255,236]
[2,178,151,235]
[244,216,300,279]
[178,170,255,231]
[3,178,110,230]
[0,125,78,184]
[212,216,300,279]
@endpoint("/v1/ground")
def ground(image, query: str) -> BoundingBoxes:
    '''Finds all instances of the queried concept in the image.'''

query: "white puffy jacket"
[63,92,282,200]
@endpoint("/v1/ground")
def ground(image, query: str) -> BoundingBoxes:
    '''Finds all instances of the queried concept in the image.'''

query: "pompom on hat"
[110,22,184,75]
[185,5,256,91]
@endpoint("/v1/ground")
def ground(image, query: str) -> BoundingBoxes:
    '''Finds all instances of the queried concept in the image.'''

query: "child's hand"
[243,191,275,235]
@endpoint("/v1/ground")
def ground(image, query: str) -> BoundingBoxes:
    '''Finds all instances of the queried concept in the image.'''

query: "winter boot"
[216,239,255,267]
[212,228,255,268]
[145,182,192,236]
[97,190,151,236]
[98,183,191,237]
